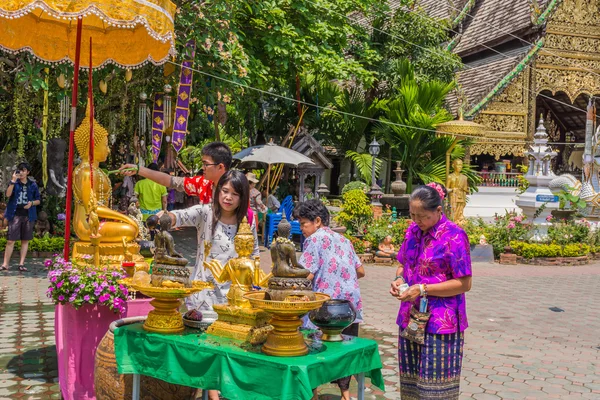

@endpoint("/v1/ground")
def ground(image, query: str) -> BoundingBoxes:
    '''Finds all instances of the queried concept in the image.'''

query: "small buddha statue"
[266,220,314,301]
[447,158,469,224]
[151,213,190,288]
[204,217,271,308]
[71,104,142,266]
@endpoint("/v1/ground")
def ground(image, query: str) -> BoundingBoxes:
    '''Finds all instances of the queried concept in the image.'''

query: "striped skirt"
[398,330,464,400]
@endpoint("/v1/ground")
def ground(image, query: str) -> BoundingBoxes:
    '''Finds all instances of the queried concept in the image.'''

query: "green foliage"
[344,234,366,254]
[461,218,489,246]
[515,164,529,194]
[341,181,368,195]
[510,241,590,259]
[373,2,462,85]
[510,241,562,259]
[375,59,462,192]
[345,151,382,186]
[483,212,532,257]
[0,235,64,252]
[364,216,411,248]
[556,188,586,210]
[547,219,590,246]
[336,189,373,235]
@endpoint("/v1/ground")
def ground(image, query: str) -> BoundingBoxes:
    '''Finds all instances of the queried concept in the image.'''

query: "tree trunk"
[406,169,413,194]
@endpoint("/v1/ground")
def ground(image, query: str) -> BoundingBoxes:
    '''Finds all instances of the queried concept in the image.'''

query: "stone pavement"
[0,227,598,399]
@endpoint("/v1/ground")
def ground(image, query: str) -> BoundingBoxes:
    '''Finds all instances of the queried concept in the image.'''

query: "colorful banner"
[172,40,196,153]
[151,93,165,162]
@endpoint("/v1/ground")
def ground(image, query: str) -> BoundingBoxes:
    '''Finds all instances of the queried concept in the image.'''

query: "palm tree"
[375,59,457,192]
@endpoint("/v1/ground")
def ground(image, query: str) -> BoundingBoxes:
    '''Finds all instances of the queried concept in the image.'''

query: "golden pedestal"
[244,292,330,357]
[73,241,148,271]
[130,282,212,334]
[207,304,272,345]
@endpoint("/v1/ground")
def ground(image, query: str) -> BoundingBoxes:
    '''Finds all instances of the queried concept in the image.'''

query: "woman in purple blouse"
[390,184,472,400]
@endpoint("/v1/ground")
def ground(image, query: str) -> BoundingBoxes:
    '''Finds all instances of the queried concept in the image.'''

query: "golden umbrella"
[0,0,177,259]
[436,112,485,186]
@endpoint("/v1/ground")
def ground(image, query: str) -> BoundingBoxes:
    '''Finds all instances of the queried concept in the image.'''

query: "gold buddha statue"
[204,217,272,344]
[71,104,145,267]
[447,159,469,224]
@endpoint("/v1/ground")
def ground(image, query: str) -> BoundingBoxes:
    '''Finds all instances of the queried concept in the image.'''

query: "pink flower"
[546,215,553,222]
[507,222,515,229]
[426,183,445,200]
[514,216,523,223]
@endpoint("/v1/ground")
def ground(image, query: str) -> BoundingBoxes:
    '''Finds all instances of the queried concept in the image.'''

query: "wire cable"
[167,60,530,144]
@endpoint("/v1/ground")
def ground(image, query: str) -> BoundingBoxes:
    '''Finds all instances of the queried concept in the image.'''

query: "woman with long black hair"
[163,169,259,311]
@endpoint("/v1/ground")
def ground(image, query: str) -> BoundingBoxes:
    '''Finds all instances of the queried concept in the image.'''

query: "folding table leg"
[132,374,140,400]
[357,372,365,400]
[202,389,208,400]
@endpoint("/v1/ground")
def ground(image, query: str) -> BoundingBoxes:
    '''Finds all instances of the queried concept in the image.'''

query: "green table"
[114,323,384,400]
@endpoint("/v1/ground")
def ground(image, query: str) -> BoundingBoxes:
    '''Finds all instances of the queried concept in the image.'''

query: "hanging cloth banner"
[172,40,196,153]
[151,93,165,162]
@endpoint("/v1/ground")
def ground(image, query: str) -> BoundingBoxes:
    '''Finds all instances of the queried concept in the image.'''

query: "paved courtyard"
[0,227,599,399]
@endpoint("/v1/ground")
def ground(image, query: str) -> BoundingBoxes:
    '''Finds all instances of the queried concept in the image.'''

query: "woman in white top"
[165,170,259,311]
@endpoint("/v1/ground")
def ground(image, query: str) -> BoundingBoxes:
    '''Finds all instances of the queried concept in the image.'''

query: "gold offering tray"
[129,281,213,299]
[244,292,330,315]
[243,291,330,357]
[122,280,213,334]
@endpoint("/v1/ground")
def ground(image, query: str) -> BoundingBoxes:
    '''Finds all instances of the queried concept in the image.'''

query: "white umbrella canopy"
[233,142,315,167]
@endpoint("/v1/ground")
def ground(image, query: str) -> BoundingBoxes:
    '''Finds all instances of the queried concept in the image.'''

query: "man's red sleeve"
[183,176,213,204]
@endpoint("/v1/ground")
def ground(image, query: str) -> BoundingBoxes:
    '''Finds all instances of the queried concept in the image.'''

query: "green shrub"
[341,181,368,195]
[510,241,590,259]
[562,243,590,257]
[548,220,590,246]
[336,189,373,235]
[486,212,532,257]
[462,218,489,246]
[0,235,64,253]
[344,234,366,254]
[510,241,561,259]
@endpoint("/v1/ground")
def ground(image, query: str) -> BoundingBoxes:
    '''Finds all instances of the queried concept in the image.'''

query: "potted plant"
[551,188,586,221]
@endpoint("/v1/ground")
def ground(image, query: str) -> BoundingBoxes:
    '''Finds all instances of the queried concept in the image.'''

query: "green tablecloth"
[114,323,384,400]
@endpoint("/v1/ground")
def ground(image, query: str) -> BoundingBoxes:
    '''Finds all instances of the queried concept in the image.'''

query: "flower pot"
[308,299,356,342]
[550,209,576,221]
[94,316,195,400]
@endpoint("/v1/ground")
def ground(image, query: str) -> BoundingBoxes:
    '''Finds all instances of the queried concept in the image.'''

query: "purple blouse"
[396,214,472,334]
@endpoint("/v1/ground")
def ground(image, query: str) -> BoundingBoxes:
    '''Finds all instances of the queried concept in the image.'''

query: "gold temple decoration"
[71,104,145,268]
[244,292,330,357]
[204,217,273,344]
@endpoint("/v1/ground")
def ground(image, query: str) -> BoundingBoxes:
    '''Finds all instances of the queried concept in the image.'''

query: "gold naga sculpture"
[71,104,146,269]
[204,217,272,344]
[447,159,469,224]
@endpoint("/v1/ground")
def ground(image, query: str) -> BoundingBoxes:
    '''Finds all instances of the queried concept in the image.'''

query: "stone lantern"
[515,116,558,240]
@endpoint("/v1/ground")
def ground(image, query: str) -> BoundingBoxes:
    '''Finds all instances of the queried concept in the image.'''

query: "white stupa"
[515,116,558,240]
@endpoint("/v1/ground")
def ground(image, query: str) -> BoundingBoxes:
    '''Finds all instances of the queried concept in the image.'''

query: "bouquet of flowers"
[45,255,128,314]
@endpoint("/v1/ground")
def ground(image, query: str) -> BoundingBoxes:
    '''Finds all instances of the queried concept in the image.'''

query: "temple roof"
[414,0,471,21]
[446,46,532,114]
[453,0,551,56]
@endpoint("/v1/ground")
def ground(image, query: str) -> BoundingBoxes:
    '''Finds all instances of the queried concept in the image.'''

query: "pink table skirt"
[55,298,153,400]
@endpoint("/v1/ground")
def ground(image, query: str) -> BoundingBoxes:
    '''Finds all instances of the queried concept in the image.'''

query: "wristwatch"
[9,181,15,185]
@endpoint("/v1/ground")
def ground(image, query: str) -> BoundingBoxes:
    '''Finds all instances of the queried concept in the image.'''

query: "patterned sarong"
[398,330,464,400]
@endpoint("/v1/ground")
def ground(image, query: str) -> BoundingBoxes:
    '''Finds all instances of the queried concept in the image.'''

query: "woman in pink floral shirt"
[295,199,365,400]
[390,184,472,400]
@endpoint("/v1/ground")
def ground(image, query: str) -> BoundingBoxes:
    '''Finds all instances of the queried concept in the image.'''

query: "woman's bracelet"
[394,275,405,283]
[419,283,428,297]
